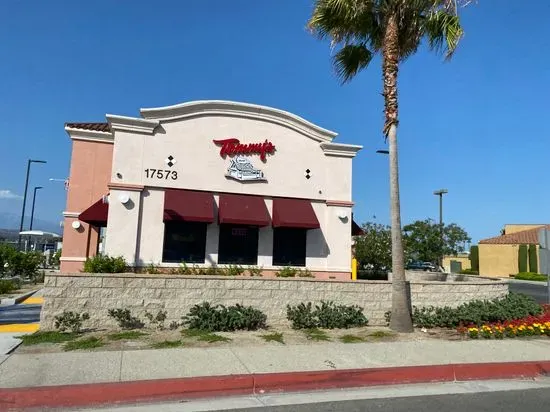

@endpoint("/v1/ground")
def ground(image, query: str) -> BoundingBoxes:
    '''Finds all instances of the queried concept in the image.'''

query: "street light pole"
[18,159,47,249]
[433,189,448,269]
[29,186,43,230]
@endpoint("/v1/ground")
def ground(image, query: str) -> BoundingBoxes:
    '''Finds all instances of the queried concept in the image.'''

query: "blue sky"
[0,1,549,243]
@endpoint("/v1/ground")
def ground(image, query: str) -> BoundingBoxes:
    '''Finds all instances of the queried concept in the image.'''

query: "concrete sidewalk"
[1,339,550,389]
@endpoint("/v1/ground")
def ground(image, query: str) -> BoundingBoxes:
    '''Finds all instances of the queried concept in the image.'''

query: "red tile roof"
[65,122,111,132]
[479,225,550,245]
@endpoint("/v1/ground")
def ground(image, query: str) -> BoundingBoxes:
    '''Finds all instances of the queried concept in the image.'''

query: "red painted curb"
[0,361,549,409]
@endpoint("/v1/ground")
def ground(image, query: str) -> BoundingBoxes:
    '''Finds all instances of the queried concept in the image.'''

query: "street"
[0,304,41,325]
[509,281,549,304]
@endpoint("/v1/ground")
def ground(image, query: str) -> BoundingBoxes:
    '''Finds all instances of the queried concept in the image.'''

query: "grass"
[107,331,149,341]
[151,340,184,349]
[304,328,330,342]
[19,331,79,346]
[339,334,366,343]
[259,332,285,344]
[369,330,395,339]
[63,337,104,351]
[181,329,231,343]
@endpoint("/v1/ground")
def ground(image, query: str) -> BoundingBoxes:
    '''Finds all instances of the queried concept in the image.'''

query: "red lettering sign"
[213,138,276,162]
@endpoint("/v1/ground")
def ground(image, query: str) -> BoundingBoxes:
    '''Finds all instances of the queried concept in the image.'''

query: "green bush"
[0,279,17,294]
[518,245,528,273]
[286,301,368,329]
[529,244,538,273]
[0,244,17,276]
[276,267,313,278]
[411,293,542,328]
[83,255,127,273]
[107,308,144,329]
[459,268,479,275]
[469,245,479,272]
[54,311,90,333]
[514,272,547,282]
[144,310,167,329]
[182,302,267,332]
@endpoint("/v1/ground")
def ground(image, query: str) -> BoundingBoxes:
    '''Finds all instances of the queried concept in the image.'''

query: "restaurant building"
[60,101,362,279]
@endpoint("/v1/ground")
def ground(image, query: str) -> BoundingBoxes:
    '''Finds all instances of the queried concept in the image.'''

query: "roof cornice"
[106,114,159,135]
[65,126,114,143]
[139,100,338,143]
[320,142,363,158]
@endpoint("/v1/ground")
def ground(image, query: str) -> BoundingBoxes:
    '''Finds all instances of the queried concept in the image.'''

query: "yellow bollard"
[351,257,357,281]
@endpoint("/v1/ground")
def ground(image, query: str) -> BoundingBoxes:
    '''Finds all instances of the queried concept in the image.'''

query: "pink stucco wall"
[60,139,113,272]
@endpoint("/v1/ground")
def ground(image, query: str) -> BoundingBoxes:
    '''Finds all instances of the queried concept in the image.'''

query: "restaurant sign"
[213,138,274,182]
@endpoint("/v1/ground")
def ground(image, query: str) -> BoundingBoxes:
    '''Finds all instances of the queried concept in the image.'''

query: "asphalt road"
[0,304,41,325]
[509,281,549,303]
[231,388,550,412]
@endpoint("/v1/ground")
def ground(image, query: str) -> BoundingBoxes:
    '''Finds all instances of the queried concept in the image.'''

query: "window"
[273,228,307,267]
[218,225,259,265]
[162,222,207,263]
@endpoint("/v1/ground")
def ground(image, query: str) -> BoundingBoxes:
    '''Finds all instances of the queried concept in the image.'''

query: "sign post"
[538,228,550,304]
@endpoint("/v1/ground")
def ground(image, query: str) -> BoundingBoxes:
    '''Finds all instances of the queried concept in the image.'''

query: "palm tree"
[308,0,467,332]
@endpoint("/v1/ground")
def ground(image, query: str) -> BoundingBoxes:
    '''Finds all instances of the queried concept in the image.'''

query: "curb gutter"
[1,360,550,409]
[0,289,39,306]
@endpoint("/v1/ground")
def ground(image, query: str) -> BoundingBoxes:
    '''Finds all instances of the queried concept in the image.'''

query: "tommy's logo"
[213,138,276,162]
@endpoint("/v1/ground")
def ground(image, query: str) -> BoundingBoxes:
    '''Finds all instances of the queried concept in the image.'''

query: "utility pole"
[18,159,47,249]
[29,186,43,230]
[433,189,448,270]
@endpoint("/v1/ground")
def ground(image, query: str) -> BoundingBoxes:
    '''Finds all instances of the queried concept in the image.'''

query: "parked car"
[406,261,437,272]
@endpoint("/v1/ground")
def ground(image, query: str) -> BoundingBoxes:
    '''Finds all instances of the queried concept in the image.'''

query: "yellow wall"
[479,244,519,277]
[443,255,471,273]
[504,224,545,235]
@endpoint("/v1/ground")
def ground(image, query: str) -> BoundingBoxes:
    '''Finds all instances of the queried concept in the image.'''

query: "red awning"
[79,197,108,227]
[272,198,320,229]
[164,189,214,223]
[218,193,270,226]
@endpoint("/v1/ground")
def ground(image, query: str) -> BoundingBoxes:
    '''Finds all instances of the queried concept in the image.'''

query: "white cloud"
[0,190,22,200]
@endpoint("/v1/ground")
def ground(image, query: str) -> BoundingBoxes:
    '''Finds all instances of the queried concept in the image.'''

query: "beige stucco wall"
[479,244,519,277]
[504,224,545,235]
[40,274,508,330]
[104,106,356,273]
[442,255,471,273]
[60,139,113,272]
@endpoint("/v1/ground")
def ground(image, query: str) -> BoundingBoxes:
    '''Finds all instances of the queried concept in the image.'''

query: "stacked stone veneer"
[40,274,508,329]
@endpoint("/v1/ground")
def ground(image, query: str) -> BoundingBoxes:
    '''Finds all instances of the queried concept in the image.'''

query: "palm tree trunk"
[383,14,413,333]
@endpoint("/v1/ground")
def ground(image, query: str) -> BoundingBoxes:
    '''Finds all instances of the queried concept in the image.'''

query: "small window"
[218,225,259,265]
[273,228,307,267]
[162,221,207,263]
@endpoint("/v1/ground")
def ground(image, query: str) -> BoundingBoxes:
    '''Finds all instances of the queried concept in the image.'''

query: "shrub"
[459,268,479,275]
[84,255,127,273]
[529,244,538,273]
[108,309,144,329]
[297,269,314,278]
[0,244,17,276]
[514,272,547,282]
[144,310,167,329]
[412,293,542,328]
[0,279,17,294]
[276,267,298,278]
[469,245,479,272]
[518,245,528,273]
[54,311,90,333]
[286,301,368,329]
[145,263,161,274]
[182,302,267,332]
[248,266,263,277]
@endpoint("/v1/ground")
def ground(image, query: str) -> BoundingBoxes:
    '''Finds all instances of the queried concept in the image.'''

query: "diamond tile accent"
[165,155,177,168]
[305,169,311,179]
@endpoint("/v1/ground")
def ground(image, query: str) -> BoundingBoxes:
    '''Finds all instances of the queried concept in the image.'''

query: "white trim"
[320,142,363,158]
[139,100,338,143]
[65,127,114,143]
[60,257,87,262]
[63,212,80,218]
[106,114,159,135]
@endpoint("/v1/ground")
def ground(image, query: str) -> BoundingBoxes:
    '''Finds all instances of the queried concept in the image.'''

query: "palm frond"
[423,10,464,59]
[333,43,374,83]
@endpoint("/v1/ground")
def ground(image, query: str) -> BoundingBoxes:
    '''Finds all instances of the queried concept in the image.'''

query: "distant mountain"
[0,213,61,235]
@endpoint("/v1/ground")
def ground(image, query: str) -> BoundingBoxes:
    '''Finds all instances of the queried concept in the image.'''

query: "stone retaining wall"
[40,274,509,329]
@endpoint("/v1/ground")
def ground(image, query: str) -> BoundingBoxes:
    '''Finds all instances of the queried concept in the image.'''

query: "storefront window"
[218,225,259,265]
[273,228,307,267]
[162,222,207,263]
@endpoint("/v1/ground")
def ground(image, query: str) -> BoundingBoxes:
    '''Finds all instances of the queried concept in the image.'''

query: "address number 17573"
[144,169,178,180]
